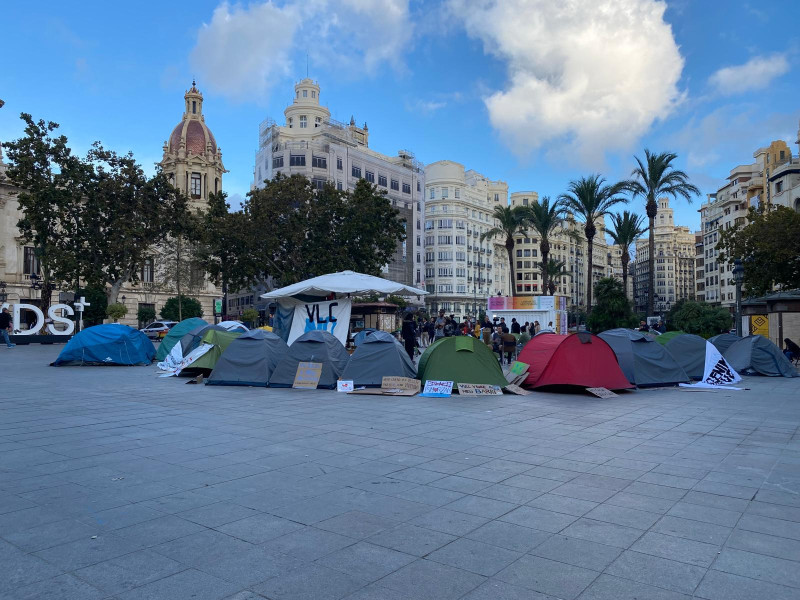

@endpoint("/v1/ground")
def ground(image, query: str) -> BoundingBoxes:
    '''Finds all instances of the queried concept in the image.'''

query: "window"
[441,187,449,198]
[312,91,316,98]
[315,117,321,127]
[425,236,435,245]
[337,180,343,191]
[438,251,453,260]
[352,165,362,178]
[523,249,531,257]
[494,193,499,202]
[438,267,453,277]
[311,177,326,190]
[454,188,460,199]
[425,251,435,261]
[402,182,411,194]
[303,89,307,97]
[365,170,375,183]
[379,174,387,187]
[429,188,435,199]
[272,156,284,168]
[290,154,306,167]
[391,179,399,191]
[425,267,435,278]
[455,220,465,229]
[457,284,467,293]
[516,249,523,257]
[190,173,202,197]
[192,101,196,114]
[455,235,466,245]
[438,219,453,228]
[23,246,40,275]
[776,181,783,193]
[438,235,452,244]
[417,182,421,192]
[300,115,307,128]
[337,157,343,170]
[456,251,466,261]
[312,155,327,169]
[288,117,293,128]
[141,258,154,283]
[522,198,528,206]
[425,220,434,230]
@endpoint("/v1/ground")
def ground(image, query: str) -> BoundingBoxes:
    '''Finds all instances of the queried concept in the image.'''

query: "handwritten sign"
[504,384,532,396]
[586,387,618,399]
[420,380,453,397]
[348,376,421,396]
[336,380,354,392]
[457,384,504,396]
[293,362,323,389]
[509,362,530,376]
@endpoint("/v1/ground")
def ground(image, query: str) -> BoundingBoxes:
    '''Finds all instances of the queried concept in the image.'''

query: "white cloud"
[447,0,684,165]
[190,0,413,101]
[708,54,790,95]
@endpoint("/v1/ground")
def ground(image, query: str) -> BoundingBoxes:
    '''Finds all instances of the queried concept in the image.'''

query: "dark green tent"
[417,336,507,390]
[655,331,686,345]
[178,329,243,376]
[154,317,207,360]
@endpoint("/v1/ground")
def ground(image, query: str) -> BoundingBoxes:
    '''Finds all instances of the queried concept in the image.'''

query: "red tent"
[519,332,634,390]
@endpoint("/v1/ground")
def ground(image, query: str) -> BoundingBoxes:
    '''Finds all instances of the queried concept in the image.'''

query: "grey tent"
[709,333,740,354]
[724,335,798,377]
[206,330,289,387]
[599,328,690,386]
[269,330,351,389]
[180,324,227,356]
[664,333,715,380]
[340,331,417,386]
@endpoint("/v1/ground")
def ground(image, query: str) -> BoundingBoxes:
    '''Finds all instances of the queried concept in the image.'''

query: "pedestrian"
[533,320,540,335]
[784,338,800,362]
[434,310,447,340]
[420,317,430,347]
[0,308,14,348]
[521,321,529,333]
[500,317,509,334]
[511,318,521,334]
[401,314,416,361]
[491,326,503,361]
[638,320,650,332]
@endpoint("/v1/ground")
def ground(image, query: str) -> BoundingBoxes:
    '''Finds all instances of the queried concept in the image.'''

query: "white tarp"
[680,342,742,390]
[286,298,351,346]
[260,271,427,299]
[158,343,213,377]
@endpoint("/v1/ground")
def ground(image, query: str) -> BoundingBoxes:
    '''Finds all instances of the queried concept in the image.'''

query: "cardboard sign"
[336,380,354,392]
[348,376,421,396]
[457,384,504,396]
[293,362,323,389]
[420,380,453,397]
[509,362,530,376]
[586,387,618,399]
[504,384,532,396]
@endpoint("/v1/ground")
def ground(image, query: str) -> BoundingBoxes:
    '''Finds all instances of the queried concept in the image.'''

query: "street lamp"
[733,258,744,337]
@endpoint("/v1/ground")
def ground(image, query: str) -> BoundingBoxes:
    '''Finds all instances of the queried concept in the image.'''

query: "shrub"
[160,296,203,321]
[106,303,128,323]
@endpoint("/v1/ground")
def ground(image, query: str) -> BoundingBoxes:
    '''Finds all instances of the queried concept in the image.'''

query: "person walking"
[420,317,430,348]
[0,308,14,348]
[401,314,416,361]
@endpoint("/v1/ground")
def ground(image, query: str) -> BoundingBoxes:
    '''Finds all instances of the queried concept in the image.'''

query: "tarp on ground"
[163,329,243,376]
[206,330,289,387]
[52,324,155,366]
[155,317,207,361]
[518,332,633,390]
[157,324,228,372]
[724,335,798,377]
[416,335,507,389]
[654,331,686,345]
[341,330,416,387]
[269,330,351,389]
[709,333,741,354]
[599,328,689,387]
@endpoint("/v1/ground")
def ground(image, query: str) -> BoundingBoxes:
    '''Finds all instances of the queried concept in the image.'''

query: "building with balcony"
[634,198,696,315]
[253,79,423,287]
[423,161,510,319]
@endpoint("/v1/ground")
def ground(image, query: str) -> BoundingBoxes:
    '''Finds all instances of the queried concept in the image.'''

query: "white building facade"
[423,160,511,319]
[254,79,423,287]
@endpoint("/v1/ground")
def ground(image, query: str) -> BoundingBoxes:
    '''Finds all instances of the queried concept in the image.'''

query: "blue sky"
[2,0,799,234]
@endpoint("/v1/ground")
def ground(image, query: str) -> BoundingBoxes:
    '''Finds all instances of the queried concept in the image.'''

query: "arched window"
[192,101,196,114]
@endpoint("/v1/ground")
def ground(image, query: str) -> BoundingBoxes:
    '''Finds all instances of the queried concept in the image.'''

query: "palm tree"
[608,211,648,301]
[559,175,627,313]
[625,150,700,315]
[545,258,572,295]
[481,205,529,297]
[525,196,565,295]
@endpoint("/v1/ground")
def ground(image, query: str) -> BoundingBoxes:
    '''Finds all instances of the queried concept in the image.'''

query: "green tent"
[417,336,508,390]
[654,331,686,345]
[155,317,207,361]
[180,329,243,375]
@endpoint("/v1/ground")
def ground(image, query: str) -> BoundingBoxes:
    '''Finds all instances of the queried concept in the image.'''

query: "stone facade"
[254,79,423,287]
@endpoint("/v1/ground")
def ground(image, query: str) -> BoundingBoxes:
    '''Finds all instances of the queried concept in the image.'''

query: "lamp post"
[733,258,744,337]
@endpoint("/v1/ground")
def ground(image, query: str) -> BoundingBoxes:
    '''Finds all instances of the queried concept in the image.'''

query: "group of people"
[638,320,667,333]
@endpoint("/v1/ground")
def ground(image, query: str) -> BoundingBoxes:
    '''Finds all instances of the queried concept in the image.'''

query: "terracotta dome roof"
[168,119,217,155]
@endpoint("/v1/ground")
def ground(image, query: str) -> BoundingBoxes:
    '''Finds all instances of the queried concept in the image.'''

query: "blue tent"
[52,324,155,366]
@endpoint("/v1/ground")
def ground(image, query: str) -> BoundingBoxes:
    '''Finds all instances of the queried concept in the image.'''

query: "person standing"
[434,310,447,341]
[533,320,540,335]
[499,318,509,334]
[401,314,416,361]
[420,317,430,348]
[511,318,521,334]
[0,308,14,348]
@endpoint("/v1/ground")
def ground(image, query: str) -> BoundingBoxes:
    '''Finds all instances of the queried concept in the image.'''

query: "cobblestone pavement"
[1,343,800,600]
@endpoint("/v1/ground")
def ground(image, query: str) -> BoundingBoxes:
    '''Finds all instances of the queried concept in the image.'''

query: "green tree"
[241,308,259,327]
[106,303,127,323]
[544,258,572,295]
[587,277,638,333]
[559,175,627,313]
[671,301,731,338]
[160,296,203,321]
[607,211,648,301]
[718,206,800,296]
[525,197,565,294]
[481,205,530,297]
[2,113,91,319]
[137,305,156,325]
[625,150,700,315]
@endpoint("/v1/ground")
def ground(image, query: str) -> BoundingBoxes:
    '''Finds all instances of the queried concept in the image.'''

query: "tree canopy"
[670,301,731,338]
[160,296,203,321]
[481,205,529,297]
[587,277,638,333]
[717,206,800,296]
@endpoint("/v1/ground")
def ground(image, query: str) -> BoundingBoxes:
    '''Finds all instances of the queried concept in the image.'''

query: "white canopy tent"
[260,271,428,299]
[261,271,427,346]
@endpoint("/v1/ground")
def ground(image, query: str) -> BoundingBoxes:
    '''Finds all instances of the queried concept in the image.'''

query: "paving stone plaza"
[2,344,800,600]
